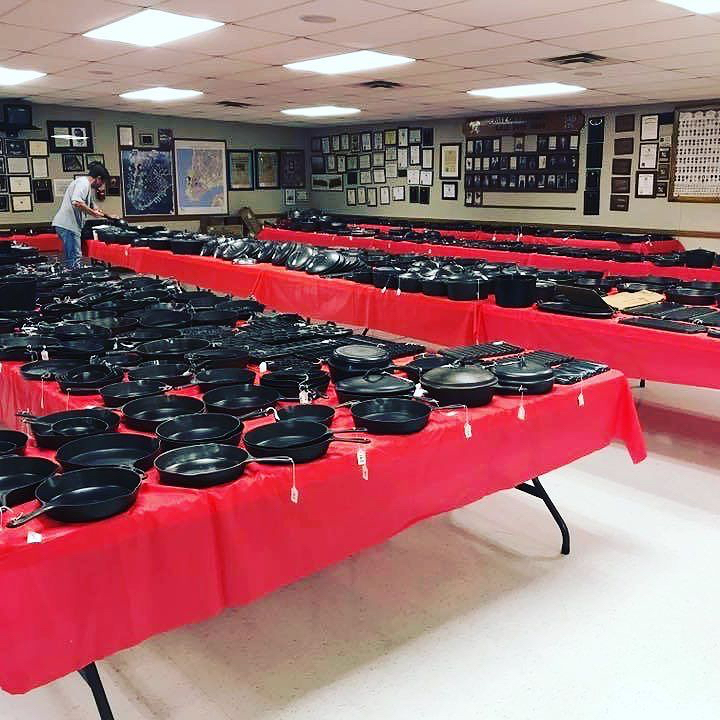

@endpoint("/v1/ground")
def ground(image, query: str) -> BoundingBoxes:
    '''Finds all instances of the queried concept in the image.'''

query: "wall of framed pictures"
[0,103,306,225]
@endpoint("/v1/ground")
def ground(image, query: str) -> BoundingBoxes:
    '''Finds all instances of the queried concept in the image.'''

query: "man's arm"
[72,198,106,218]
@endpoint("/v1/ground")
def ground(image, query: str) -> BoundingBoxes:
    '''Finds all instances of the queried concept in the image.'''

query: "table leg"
[515,477,570,555]
[78,663,115,720]
[639,379,646,388]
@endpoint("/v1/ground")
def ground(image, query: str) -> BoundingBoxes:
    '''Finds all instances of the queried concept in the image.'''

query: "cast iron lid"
[421,365,498,390]
[491,358,554,384]
[335,371,415,395]
[331,343,390,366]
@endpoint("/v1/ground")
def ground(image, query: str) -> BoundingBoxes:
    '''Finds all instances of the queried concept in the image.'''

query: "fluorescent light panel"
[467,82,586,99]
[284,50,414,75]
[657,0,720,12]
[120,86,202,101]
[0,67,45,85]
[281,105,361,117]
[84,9,223,47]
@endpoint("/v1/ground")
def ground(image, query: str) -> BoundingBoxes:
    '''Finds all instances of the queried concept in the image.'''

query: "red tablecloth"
[0,353,644,694]
[10,233,62,252]
[259,228,719,283]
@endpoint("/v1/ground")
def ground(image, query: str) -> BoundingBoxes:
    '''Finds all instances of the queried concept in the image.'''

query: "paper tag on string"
[578,378,585,407]
[361,463,369,480]
[517,390,526,421]
[0,362,3,374]
[40,378,45,409]
[27,531,42,544]
[464,421,472,439]
[40,348,49,361]
[290,486,299,504]
[396,287,401,296]
[259,361,268,373]
[356,448,367,466]
[381,286,388,294]
[413,383,423,398]
[299,389,310,404]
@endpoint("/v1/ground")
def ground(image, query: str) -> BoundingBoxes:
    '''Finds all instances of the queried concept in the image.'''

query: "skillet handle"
[237,406,274,421]
[7,502,55,528]
[331,428,367,435]
[329,437,371,444]
[16,411,37,421]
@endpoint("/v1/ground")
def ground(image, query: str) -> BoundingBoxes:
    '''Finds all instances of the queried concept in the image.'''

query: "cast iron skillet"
[20,359,85,381]
[349,397,438,435]
[7,467,142,528]
[100,379,170,408]
[0,456,59,509]
[0,430,28,454]
[55,433,159,471]
[155,413,243,450]
[276,404,335,426]
[128,362,193,388]
[19,408,120,450]
[121,395,205,432]
[155,443,290,488]
[195,367,255,393]
[203,384,280,417]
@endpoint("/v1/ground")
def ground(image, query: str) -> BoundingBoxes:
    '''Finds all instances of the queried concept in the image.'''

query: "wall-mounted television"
[3,102,34,129]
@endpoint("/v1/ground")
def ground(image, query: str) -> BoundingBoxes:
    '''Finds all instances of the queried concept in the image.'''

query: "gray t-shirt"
[52,176,94,235]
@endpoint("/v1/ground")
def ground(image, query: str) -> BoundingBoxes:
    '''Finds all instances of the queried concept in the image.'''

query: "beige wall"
[0,101,307,230]
[309,103,720,251]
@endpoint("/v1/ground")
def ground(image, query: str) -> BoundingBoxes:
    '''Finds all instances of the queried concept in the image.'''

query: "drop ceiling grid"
[0,0,716,123]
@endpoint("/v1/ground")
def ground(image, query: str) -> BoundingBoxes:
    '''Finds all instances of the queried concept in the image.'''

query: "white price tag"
[381,286,388,294]
[27,531,42,544]
[413,383,423,398]
[361,464,369,480]
[464,421,472,439]
[492,233,497,241]
[40,349,49,361]
[299,390,310,404]
[578,392,585,407]
[290,486,299,504]
[259,361,268,373]
[0,362,3,374]
[356,448,367,466]
[517,405,526,421]
[396,287,401,296]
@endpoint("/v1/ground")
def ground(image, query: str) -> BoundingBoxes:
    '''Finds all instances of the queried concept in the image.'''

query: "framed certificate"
[346,188,356,206]
[639,143,658,170]
[640,114,659,141]
[421,147,433,170]
[392,185,405,201]
[439,143,461,179]
[635,171,657,198]
[441,181,458,200]
[407,167,420,185]
[379,186,390,205]
[409,145,420,165]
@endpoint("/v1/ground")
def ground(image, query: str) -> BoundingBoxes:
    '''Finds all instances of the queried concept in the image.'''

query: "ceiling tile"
[640,49,720,69]
[0,23,69,52]
[379,28,525,59]
[157,0,310,22]
[229,38,348,65]
[434,41,577,68]
[2,0,134,34]
[164,24,293,55]
[179,57,267,77]
[240,0,404,36]
[365,1,460,10]
[101,47,209,69]
[0,52,84,73]
[600,34,720,61]
[404,67,504,87]
[345,59,456,78]
[38,35,137,60]
[488,1,691,41]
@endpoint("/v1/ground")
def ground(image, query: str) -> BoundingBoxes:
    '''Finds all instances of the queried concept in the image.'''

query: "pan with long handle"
[7,467,142,528]
[155,413,243,450]
[121,395,205,432]
[0,456,59,509]
[55,433,159,471]
[347,397,458,434]
[18,408,121,450]
[202,384,280,417]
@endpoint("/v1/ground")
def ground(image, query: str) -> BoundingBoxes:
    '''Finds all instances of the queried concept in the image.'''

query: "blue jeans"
[55,227,81,268]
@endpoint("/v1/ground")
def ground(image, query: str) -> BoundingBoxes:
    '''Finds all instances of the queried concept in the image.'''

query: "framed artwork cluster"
[47,120,94,154]
[611,113,634,212]
[252,149,306,190]
[464,133,579,194]
[0,136,52,213]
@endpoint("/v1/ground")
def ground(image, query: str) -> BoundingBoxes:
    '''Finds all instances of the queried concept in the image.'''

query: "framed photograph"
[373,131,383,150]
[117,125,133,148]
[337,155,346,173]
[639,143,658,170]
[611,176,631,194]
[357,186,367,205]
[373,167,386,184]
[384,129,397,146]
[254,148,280,189]
[86,153,105,167]
[284,188,296,206]
[359,170,372,184]
[62,153,84,173]
[340,134,350,151]
[48,121,93,153]
[331,135,340,152]
[107,175,120,196]
[421,128,434,147]
[0,176,7,193]
[361,133,372,151]
[385,146,397,162]
[0,195,8,212]
[310,174,343,191]
[11,194,32,212]
[612,158,632,175]
[392,185,405,201]
[385,162,398,179]
[640,114,659,141]
[398,128,408,147]
[28,139,48,157]
[419,169,433,186]
[311,155,325,174]
[32,178,54,203]
[280,149,305,188]
[614,137,634,155]
[346,188,356,206]
[409,128,421,144]
[442,181,458,200]
[610,194,629,211]
[330,152,341,171]
[397,147,408,170]
[372,151,384,167]
[321,137,330,154]
[228,149,253,190]
[5,139,26,157]
[379,186,390,205]
[615,114,635,133]
[350,134,360,152]
[311,137,322,153]
[31,157,48,178]
[367,187,378,207]
[409,145,421,165]
[346,155,358,171]
[121,148,174,216]
[439,143,461,179]
[8,157,29,174]
[421,147,433,170]
[173,139,227,214]
[656,181,668,198]
[346,171,357,186]
[635,170,657,198]
[359,153,371,169]
[658,163,670,181]
[158,128,174,151]
[136,131,154,147]
[9,175,31,193]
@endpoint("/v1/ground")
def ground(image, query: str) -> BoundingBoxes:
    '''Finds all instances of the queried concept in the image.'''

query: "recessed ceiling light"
[284,50,414,75]
[0,67,46,85]
[300,14,336,23]
[120,86,203,101]
[467,82,586,99]
[84,9,223,47]
[281,105,361,118]
[657,0,720,12]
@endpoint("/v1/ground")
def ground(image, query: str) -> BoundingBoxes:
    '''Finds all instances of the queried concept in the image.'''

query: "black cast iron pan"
[100,379,170,407]
[19,408,120,450]
[0,456,58,509]
[155,413,243,450]
[128,362,193,388]
[121,395,205,432]
[348,397,439,435]
[195,367,255,393]
[0,429,28,455]
[276,404,335,425]
[55,433,159,471]
[203,384,280,417]
[20,359,85,381]
[7,467,142,528]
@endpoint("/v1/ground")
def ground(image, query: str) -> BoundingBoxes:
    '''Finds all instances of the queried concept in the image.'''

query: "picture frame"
[397,128,409,147]
[635,170,657,198]
[359,170,372,185]
[346,188,356,206]
[397,147,408,170]
[384,129,397,146]
[310,174,343,191]
[86,153,105,167]
[658,147,671,163]
[421,147,433,170]
[640,114,659,141]
[337,155,346,173]
[311,137,322,153]
[614,137,634,155]
[656,181,668,198]
[8,157,29,174]
[227,149,253,190]
[409,185,419,204]
[11,194,32,212]
[658,163,670,181]
[346,171,358,186]
[331,135,340,152]
[32,178,54,203]
[346,155,358,171]
[361,133,372,151]
[611,176,631,194]
[158,128,174,151]
[419,169,433,186]
[385,146,397,162]
[359,153,371,169]
[392,185,405,201]
[9,175,31,193]
[0,139,4,155]
[5,139,26,157]
[610,194,629,211]
[419,186,430,205]
[284,188,296,206]
[280,149,305,188]
[62,153,84,173]
[372,151,384,167]
[612,158,632,175]
[407,167,420,185]
[0,195,8,212]
[439,143,461,179]
[117,125,133,148]
[138,131,156,147]
[0,157,5,174]
[48,120,93,153]
[408,128,421,144]
[107,176,121,196]
[311,155,325,174]
[254,149,280,189]
[357,186,367,205]
[385,162,398,179]
[321,137,330,154]
[31,157,48,178]
[373,167,386,184]
[421,128,434,147]
[615,114,635,133]
[340,134,350,151]
[28,139,48,157]
[373,131,383,150]
[350,134,360,152]
[367,187,378,207]
[121,148,174,217]
[174,138,228,214]
[379,186,390,205]
[0,176,7,193]
[442,181,458,200]
[639,143,658,170]
[409,145,421,165]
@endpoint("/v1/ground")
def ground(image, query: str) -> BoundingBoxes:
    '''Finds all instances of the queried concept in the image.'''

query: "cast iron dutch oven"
[334,371,415,404]
[401,354,449,382]
[420,365,497,407]
[491,358,555,395]
[328,343,391,382]
[665,286,718,306]
[494,274,537,308]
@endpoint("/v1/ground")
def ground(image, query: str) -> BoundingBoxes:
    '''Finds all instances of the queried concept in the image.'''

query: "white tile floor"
[4,379,720,720]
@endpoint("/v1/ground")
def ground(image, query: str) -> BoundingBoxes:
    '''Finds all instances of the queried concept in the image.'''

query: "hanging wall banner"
[464,110,585,137]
